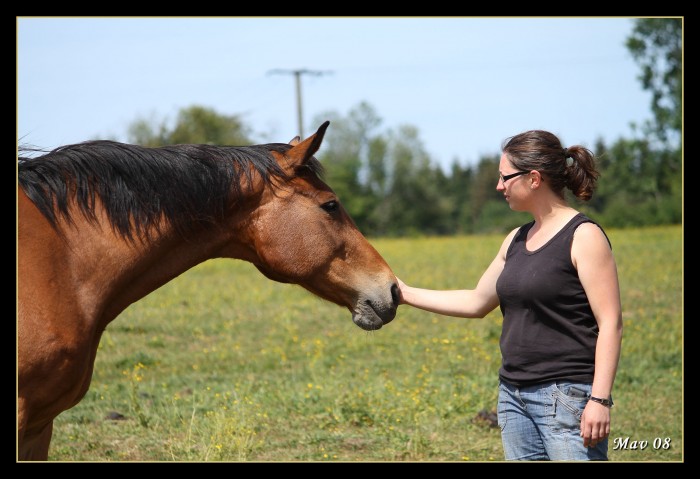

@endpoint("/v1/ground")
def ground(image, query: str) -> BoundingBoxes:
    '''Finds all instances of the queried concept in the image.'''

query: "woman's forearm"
[400,285,495,318]
[591,318,623,398]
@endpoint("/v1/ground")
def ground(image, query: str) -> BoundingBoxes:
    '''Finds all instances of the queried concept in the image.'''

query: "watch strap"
[589,395,614,408]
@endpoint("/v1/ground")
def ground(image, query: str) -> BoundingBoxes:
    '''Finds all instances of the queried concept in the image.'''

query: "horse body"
[17,123,399,460]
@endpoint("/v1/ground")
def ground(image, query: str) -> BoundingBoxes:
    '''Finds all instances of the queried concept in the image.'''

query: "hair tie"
[563,147,574,167]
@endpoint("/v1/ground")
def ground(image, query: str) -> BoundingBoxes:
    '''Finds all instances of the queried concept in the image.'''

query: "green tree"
[382,125,451,236]
[588,18,684,228]
[127,105,252,147]
[314,104,454,236]
[127,113,169,147]
[626,18,682,148]
[313,103,383,232]
[590,19,683,228]
[595,137,681,227]
[442,160,473,234]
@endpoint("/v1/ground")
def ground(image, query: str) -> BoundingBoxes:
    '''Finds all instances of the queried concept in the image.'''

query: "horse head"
[238,122,399,330]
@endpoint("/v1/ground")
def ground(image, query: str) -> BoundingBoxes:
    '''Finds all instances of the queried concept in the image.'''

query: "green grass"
[46,226,683,462]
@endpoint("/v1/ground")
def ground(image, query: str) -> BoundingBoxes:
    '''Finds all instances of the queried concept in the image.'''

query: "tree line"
[127,18,681,237]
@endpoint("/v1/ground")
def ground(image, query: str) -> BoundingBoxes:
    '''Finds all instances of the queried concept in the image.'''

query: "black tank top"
[495,213,610,387]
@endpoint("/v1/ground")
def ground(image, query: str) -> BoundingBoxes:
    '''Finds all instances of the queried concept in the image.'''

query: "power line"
[268,69,332,138]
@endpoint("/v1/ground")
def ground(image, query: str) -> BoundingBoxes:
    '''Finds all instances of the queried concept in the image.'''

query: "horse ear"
[283,121,330,171]
[288,136,301,146]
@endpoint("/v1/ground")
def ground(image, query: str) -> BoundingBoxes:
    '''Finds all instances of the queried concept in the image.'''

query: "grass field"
[44,225,682,462]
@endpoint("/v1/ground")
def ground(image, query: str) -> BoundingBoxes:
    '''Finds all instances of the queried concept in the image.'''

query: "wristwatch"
[589,395,614,408]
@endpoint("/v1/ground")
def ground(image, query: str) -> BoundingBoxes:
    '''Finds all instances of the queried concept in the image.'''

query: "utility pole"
[268,69,332,138]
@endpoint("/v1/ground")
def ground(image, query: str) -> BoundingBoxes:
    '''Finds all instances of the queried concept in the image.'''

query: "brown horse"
[17,122,399,461]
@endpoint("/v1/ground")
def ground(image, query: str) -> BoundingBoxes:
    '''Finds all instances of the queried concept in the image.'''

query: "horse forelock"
[18,140,324,241]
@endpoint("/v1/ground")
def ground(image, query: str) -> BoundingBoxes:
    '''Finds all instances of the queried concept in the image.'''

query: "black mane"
[18,140,324,240]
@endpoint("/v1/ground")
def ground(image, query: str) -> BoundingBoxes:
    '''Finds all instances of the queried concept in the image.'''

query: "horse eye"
[321,200,339,213]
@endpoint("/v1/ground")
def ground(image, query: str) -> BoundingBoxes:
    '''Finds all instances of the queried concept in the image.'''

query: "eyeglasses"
[499,171,529,184]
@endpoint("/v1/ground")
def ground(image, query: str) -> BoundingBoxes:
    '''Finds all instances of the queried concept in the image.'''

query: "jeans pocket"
[551,383,589,432]
[554,381,590,399]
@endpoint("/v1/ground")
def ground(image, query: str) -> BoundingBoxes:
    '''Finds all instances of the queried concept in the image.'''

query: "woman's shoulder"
[572,221,613,254]
[573,216,611,246]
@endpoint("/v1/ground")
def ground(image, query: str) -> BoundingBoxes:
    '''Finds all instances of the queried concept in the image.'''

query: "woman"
[398,130,622,461]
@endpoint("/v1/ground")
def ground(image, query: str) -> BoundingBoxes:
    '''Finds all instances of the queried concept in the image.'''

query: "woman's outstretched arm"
[397,228,518,318]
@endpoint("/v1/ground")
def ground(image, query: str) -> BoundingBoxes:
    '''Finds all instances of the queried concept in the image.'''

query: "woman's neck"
[530,197,577,228]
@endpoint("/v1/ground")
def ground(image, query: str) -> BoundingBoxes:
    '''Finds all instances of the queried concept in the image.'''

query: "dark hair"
[18,140,323,241]
[501,130,599,201]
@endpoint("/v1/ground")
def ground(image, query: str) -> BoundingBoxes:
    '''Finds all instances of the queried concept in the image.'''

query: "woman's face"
[497,153,531,211]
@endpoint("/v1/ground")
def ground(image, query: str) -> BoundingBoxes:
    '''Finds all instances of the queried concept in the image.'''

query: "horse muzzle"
[351,283,399,331]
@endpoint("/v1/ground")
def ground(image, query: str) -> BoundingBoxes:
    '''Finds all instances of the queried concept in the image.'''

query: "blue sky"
[17,17,651,169]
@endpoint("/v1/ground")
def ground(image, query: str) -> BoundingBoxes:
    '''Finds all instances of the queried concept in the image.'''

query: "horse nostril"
[390,283,400,308]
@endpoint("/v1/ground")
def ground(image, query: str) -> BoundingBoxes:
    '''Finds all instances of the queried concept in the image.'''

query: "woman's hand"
[395,277,408,305]
[580,401,611,448]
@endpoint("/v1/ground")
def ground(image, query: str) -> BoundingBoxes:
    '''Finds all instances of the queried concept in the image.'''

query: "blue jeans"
[497,380,608,461]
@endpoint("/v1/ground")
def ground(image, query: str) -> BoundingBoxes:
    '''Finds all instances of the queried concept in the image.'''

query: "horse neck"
[19,166,267,334]
[57,207,242,330]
